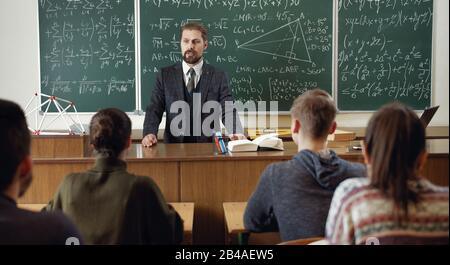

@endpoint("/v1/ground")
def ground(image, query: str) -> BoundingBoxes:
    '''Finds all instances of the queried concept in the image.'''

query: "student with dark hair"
[46,108,183,244]
[244,89,366,241]
[326,102,449,244]
[0,99,82,244]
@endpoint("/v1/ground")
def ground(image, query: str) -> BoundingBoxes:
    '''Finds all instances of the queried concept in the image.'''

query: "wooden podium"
[31,134,90,158]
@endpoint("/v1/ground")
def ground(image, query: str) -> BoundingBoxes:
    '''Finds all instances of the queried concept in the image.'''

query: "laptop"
[348,105,440,152]
[419,105,439,127]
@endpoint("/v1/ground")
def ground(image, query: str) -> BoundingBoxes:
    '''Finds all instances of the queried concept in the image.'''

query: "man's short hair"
[180,22,208,41]
[0,99,30,192]
[290,89,337,140]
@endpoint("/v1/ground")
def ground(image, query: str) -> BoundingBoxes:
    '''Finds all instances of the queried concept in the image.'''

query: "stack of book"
[326,130,356,148]
[247,129,291,140]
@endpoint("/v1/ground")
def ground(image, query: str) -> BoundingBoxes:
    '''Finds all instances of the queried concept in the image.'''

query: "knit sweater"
[326,177,449,245]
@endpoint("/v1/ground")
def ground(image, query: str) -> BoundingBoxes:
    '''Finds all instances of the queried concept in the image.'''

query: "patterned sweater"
[326,177,449,245]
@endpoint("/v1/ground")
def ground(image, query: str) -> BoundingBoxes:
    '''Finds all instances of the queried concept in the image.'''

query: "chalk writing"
[140,0,333,111]
[39,0,135,112]
[337,0,433,110]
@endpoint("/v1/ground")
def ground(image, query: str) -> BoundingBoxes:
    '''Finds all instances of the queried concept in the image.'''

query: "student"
[142,22,245,146]
[326,102,449,244]
[46,108,183,244]
[0,99,82,245]
[244,89,366,241]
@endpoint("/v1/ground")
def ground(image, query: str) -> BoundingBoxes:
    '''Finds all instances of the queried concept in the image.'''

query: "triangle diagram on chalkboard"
[238,19,311,63]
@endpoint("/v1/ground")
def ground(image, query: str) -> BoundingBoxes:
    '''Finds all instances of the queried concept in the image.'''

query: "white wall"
[1,0,448,131]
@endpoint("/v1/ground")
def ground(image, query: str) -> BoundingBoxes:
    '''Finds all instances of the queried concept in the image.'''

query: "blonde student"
[244,89,366,241]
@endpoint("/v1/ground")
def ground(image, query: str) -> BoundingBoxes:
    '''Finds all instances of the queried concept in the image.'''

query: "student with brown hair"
[244,89,366,241]
[46,108,183,244]
[0,99,81,244]
[326,102,449,244]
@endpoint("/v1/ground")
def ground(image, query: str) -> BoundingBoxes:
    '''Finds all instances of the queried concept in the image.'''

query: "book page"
[251,133,279,145]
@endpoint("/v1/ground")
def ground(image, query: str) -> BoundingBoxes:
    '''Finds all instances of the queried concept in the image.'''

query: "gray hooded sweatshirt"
[244,149,366,241]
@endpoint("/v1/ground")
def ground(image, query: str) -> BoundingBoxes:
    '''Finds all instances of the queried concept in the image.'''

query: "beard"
[183,50,202,64]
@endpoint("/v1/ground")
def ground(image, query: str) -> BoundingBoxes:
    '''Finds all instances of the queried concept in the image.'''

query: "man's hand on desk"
[228,134,247,140]
[142,133,158,147]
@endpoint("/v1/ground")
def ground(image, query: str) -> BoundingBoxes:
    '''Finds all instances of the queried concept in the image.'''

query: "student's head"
[180,22,208,65]
[364,102,426,218]
[89,108,132,157]
[0,99,33,198]
[290,89,337,144]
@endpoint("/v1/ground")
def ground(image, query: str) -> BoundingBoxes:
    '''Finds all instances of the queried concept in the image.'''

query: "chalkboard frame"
[36,0,435,114]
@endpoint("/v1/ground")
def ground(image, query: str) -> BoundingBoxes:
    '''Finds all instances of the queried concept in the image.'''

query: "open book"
[227,133,284,152]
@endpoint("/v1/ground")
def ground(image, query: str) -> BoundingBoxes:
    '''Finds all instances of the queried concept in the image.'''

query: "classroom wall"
[0,0,448,132]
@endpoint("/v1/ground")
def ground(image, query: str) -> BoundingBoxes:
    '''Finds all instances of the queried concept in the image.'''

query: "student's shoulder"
[29,210,81,244]
[60,171,93,186]
[335,177,370,196]
[130,175,160,192]
[330,150,366,175]
[57,172,85,188]
[260,160,296,180]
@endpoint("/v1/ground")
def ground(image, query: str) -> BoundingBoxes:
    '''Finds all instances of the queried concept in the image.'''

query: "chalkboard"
[140,0,333,112]
[39,0,136,112]
[337,0,433,111]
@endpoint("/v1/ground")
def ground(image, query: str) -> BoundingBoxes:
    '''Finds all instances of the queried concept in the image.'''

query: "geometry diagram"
[238,19,311,63]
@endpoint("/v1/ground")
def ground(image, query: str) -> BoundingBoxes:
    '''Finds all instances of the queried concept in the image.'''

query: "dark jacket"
[143,62,243,143]
[244,149,366,241]
[45,156,183,245]
[0,194,82,245]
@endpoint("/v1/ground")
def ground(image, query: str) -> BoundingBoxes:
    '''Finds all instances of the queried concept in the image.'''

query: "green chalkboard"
[140,0,333,112]
[337,0,433,111]
[39,0,136,112]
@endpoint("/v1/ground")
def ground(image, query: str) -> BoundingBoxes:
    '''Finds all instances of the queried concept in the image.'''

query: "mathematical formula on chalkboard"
[337,0,433,110]
[38,0,433,112]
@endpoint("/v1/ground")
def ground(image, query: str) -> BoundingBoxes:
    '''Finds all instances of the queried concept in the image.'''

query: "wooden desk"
[18,203,46,212]
[132,127,450,141]
[171,202,194,245]
[223,202,248,245]
[18,202,194,245]
[341,126,449,140]
[31,134,90,158]
[24,139,449,244]
[223,202,281,245]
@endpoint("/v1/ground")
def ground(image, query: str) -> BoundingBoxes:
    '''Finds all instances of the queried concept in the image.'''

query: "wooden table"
[223,202,281,245]
[18,202,194,245]
[223,202,250,245]
[132,126,450,141]
[24,139,449,244]
[171,202,194,245]
[340,126,449,140]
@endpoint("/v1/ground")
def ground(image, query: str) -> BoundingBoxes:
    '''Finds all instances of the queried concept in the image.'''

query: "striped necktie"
[186,68,196,93]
